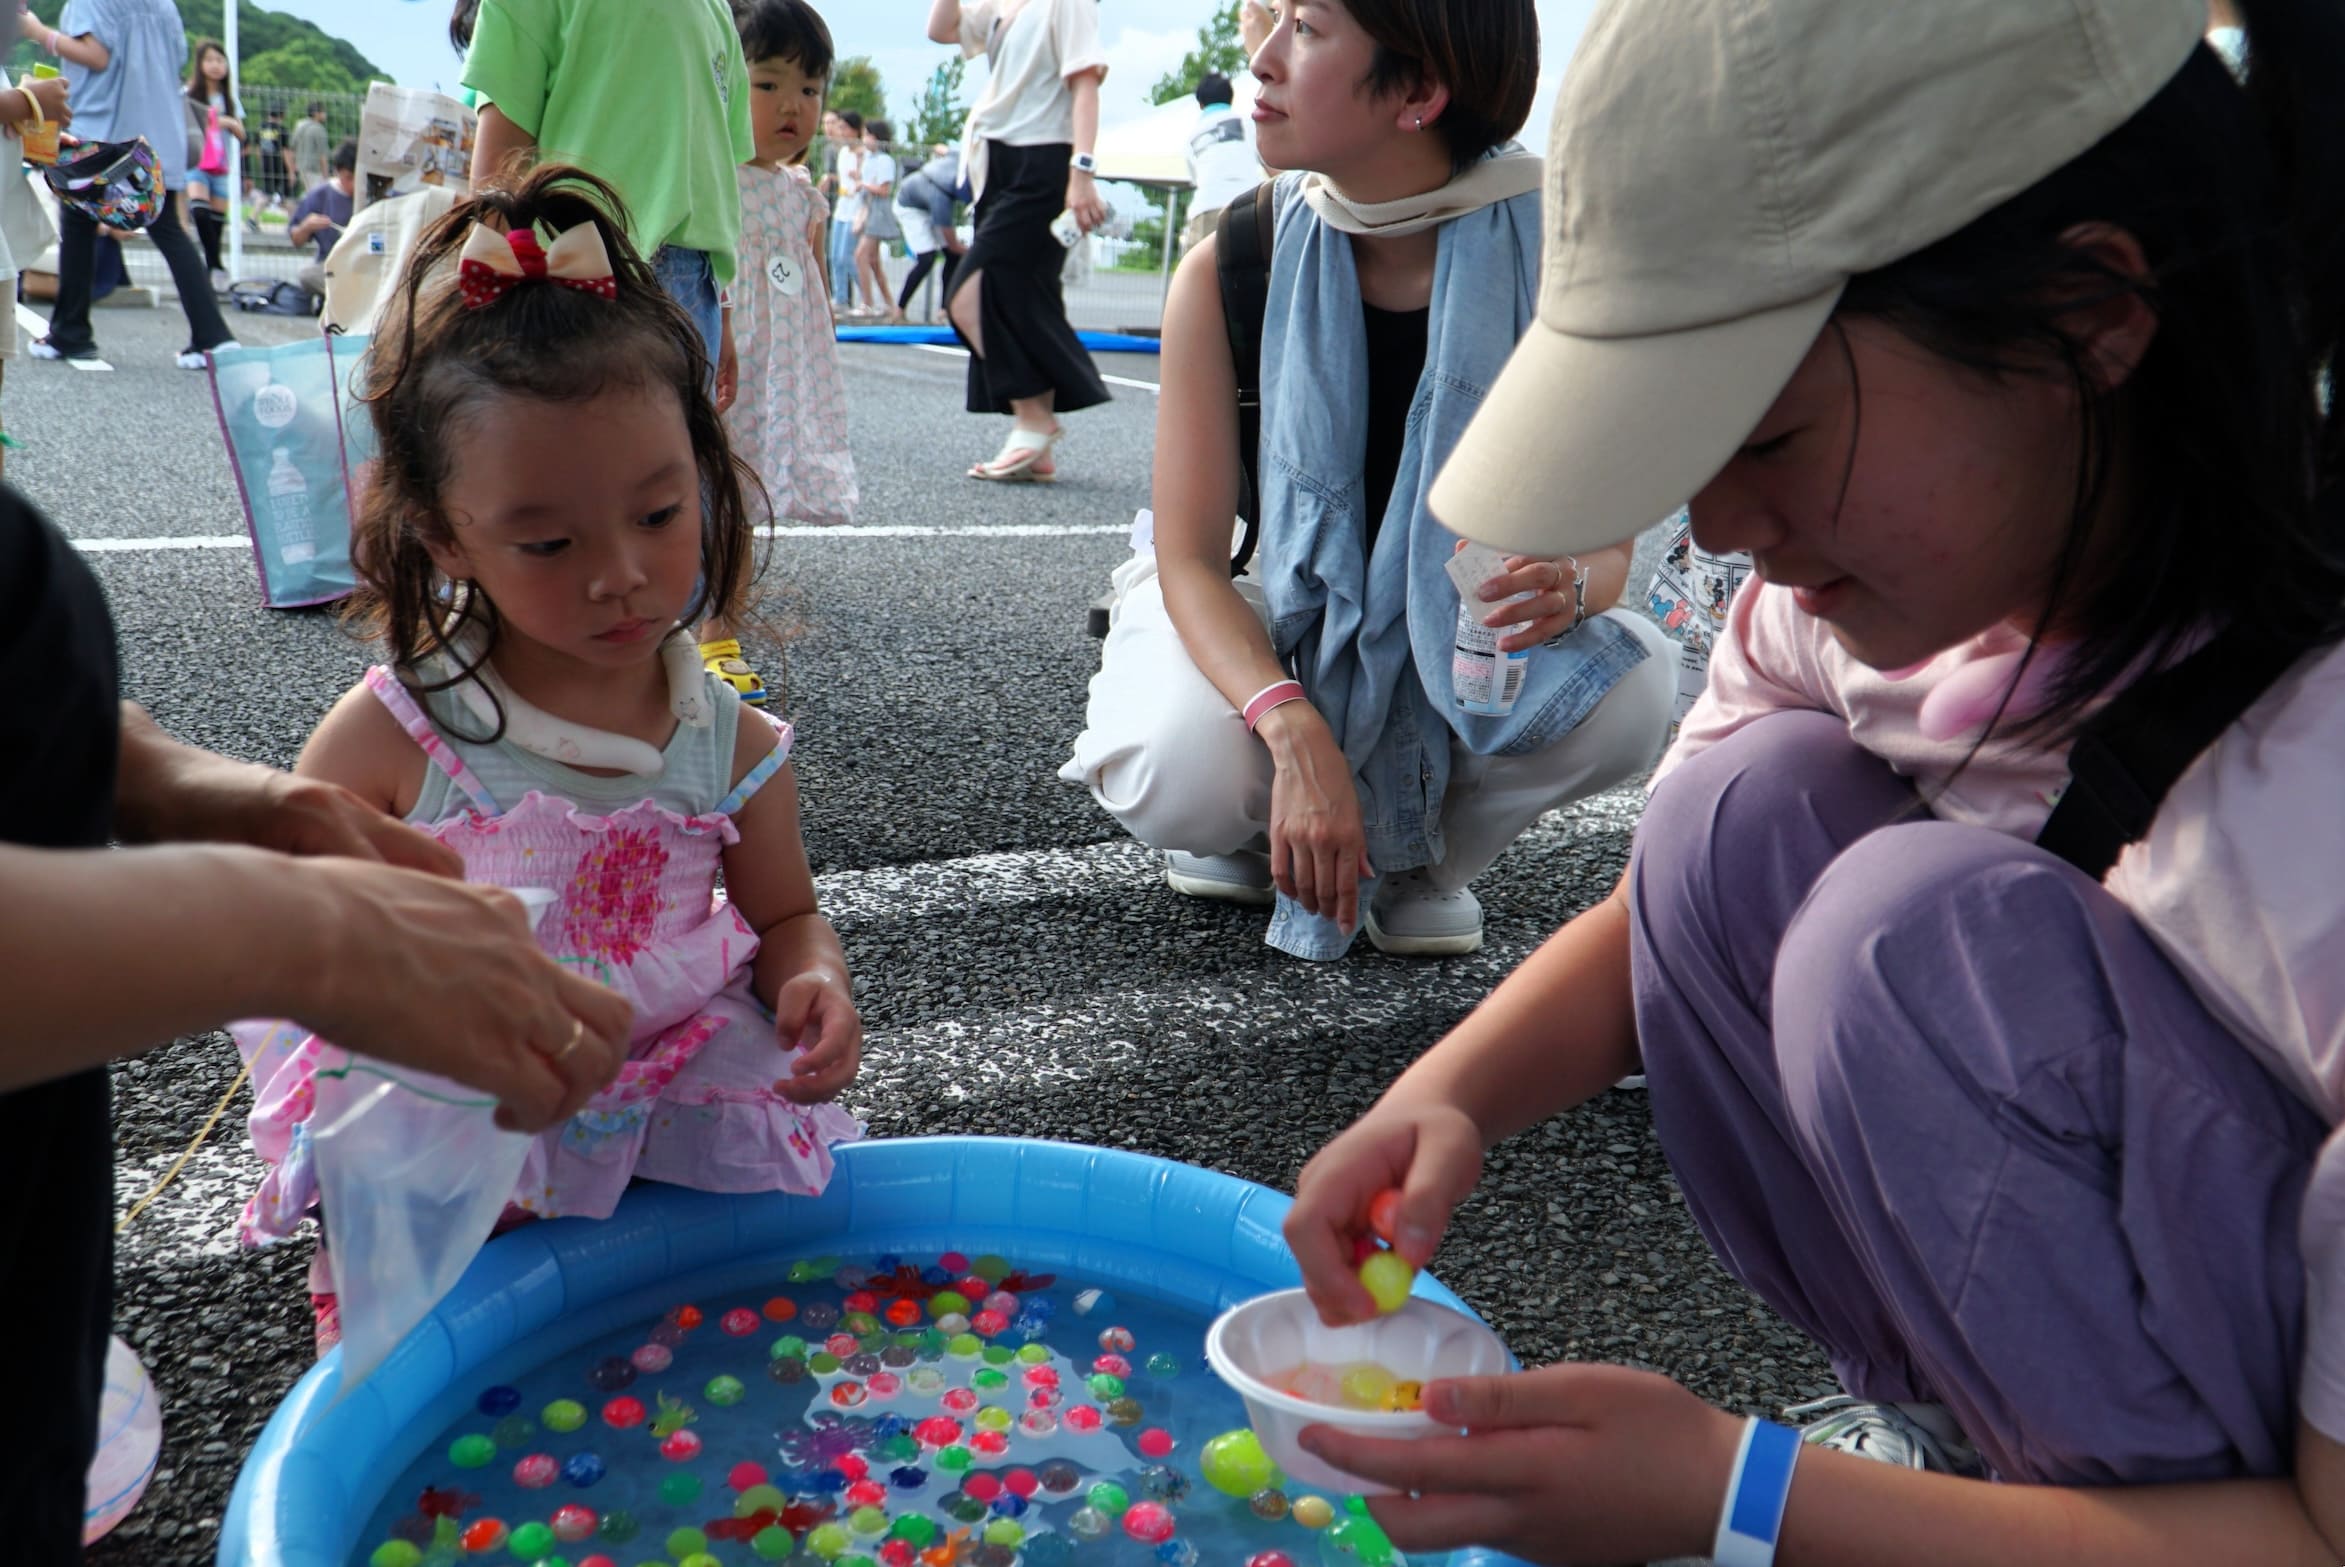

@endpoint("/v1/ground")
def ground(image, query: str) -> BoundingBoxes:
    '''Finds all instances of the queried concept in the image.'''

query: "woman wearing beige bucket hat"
[1278,0,2345,1562]
[1059,0,1676,961]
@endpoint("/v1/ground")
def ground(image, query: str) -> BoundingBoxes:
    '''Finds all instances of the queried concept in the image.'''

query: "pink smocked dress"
[233,667,862,1246]
[729,163,858,526]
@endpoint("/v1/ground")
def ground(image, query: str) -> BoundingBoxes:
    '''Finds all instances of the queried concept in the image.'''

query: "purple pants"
[1628,711,2324,1485]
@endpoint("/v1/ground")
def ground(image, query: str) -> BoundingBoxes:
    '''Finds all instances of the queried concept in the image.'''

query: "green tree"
[1151,1,1248,106]
[239,39,369,99]
[903,57,967,155]
[827,56,888,123]
[177,0,388,86]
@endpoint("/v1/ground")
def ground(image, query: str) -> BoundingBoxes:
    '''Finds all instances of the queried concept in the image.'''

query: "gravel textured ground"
[28,304,1836,1567]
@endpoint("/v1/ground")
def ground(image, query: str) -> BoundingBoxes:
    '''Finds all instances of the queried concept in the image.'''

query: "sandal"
[699,637,770,707]
[310,1291,342,1359]
[970,425,1059,483]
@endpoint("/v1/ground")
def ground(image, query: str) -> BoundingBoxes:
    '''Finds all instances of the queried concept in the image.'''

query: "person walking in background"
[701,0,860,704]
[24,0,240,369]
[849,115,899,321]
[927,0,1112,484]
[287,138,352,302]
[893,143,963,321]
[250,102,289,211]
[825,106,864,314]
[287,97,328,194]
[1178,70,1259,255]
[181,37,240,292]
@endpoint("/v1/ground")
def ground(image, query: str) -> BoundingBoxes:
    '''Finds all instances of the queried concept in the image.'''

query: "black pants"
[0,1071,111,1562]
[898,247,958,313]
[45,191,233,356]
[948,141,1109,415]
[192,200,225,275]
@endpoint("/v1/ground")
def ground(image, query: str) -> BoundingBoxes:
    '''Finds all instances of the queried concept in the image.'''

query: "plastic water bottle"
[267,447,315,565]
[1447,542,1531,717]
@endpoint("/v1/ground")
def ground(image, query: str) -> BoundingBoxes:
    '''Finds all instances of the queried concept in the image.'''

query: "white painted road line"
[908,340,1160,395]
[72,523,1128,554]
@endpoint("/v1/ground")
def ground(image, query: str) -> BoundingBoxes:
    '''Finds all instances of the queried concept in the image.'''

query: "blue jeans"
[650,245,722,376]
[827,218,857,308]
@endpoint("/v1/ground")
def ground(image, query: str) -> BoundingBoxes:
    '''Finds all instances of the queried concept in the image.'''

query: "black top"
[1360,301,1431,548]
[0,488,120,1559]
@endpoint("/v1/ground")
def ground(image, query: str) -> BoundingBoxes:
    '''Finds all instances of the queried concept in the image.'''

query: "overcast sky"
[266,0,1601,141]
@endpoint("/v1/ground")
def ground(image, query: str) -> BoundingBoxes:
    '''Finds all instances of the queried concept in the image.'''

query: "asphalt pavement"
[20,299,1836,1567]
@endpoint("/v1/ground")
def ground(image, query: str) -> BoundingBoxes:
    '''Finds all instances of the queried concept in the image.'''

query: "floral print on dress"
[728,164,858,527]
[557,824,671,965]
[230,679,863,1246]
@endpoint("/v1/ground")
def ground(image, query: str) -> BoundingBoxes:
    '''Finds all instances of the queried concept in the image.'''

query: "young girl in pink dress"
[232,165,864,1353]
[727,0,857,529]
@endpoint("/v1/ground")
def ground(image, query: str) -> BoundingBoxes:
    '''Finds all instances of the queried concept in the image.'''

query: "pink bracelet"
[1243,679,1306,734]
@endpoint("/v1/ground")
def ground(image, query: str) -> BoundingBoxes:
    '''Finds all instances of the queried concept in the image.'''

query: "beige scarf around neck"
[1298,144,1543,238]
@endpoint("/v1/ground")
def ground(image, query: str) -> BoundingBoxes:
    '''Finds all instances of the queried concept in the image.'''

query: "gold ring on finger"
[552,1018,584,1063]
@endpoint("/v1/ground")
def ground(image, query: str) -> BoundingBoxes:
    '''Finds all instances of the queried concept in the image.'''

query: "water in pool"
[355,1252,1428,1567]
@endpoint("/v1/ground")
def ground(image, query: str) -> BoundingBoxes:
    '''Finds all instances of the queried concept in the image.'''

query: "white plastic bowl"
[1204,1287,1513,1494]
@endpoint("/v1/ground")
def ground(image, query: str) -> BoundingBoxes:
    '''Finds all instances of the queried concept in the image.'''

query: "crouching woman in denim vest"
[1060,0,1674,961]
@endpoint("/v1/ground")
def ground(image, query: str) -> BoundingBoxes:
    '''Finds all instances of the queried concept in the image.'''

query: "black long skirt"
[949,140,1111,416]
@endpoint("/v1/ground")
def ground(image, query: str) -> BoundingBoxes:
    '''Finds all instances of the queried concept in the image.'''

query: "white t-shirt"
[1186,102,1260,215]
[957,0,1110,198]
[831,143,865,224]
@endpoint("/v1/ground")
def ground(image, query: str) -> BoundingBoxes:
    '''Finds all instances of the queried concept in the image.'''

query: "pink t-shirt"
[1656,580,2345,1444]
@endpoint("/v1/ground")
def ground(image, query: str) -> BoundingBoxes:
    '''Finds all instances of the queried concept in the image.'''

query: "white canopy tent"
[1088,75,1263,326]
[1093,74,1261,189]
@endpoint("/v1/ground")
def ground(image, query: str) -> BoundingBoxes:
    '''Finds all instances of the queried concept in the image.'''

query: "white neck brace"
[445,626,713,778]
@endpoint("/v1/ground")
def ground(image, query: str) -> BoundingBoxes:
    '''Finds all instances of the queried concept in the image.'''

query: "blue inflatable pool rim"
[222,1136,1527,1567]
[835,324,1161,354]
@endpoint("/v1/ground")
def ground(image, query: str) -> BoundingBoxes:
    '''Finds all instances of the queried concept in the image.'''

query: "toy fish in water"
[650,1391,698,1438]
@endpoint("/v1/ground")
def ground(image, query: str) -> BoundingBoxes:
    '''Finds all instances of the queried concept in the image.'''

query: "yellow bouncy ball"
[1337,1362,1395,1410]
[1356,1249,1415,1315]
[1291,1495,1337,1530]
[1199,1428,1281,1497]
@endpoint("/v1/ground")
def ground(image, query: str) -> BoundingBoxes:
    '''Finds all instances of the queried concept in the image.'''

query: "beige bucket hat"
[1428,0,2209,555]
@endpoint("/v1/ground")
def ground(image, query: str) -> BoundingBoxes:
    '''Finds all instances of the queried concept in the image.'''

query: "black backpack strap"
[1217,181,1276,578]
[2034,625,2304,878]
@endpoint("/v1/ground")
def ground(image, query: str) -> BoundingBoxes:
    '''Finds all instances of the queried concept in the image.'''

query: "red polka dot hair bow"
[456,221,619,309]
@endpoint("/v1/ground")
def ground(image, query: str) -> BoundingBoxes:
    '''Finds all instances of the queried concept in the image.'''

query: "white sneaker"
[177,340,239,370]
[1165,849,1275,907]
[1364,868,1483,956]
[209,267,230,293]
[1783,1395,1985,1477]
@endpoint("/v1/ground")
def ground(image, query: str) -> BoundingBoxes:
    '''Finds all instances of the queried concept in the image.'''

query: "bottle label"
[1446,542,1531,716]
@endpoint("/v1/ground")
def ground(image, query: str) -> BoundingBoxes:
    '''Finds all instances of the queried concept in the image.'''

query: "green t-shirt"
[462,0,755,282]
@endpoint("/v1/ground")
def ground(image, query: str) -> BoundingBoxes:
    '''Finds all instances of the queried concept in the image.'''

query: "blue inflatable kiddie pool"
[224,1138,1531,1567]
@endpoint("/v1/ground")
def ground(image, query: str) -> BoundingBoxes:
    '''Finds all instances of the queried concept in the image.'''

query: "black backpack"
[1216,181,1276,578]
[2034,624,2308,877]
[1084,184,1276,639]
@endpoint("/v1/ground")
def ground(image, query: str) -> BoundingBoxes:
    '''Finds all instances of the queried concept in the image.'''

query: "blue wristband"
[1712,1416,1800,1567]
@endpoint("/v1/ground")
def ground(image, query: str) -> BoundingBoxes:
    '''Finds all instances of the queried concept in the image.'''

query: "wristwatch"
[1071,152,1097,175]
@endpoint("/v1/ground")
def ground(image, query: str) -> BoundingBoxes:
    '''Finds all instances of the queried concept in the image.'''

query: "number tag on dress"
[767,252,805,297]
